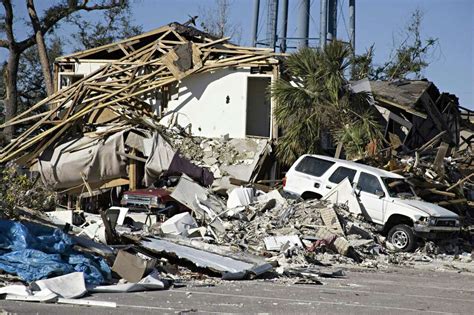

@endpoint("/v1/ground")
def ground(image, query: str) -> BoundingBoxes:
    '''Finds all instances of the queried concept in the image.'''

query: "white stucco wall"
[64,62,273,139]
[160,68,272,138]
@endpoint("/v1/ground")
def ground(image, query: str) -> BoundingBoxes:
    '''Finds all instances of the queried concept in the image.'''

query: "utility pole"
[320,0,327,48]
[279,0,288,52]
[349,0,356,53]
[327,0,337,41]
[297,0,310,49]
[251,0,260,47]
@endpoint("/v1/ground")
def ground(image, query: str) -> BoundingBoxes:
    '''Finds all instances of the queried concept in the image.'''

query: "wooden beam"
[129,148,137,191]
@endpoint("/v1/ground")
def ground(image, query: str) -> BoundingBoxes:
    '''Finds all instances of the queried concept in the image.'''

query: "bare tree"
[0,0,127,140]
[68,5,141,51]
[351,9,439,81]
[198,0,241,43]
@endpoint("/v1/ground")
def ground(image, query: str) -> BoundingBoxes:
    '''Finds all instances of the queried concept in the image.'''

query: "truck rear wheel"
[387,224,416,252]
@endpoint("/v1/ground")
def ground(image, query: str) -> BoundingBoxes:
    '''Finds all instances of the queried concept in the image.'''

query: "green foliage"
[332,110,383,159]
[0,165,56,217]
[272,41,383,165]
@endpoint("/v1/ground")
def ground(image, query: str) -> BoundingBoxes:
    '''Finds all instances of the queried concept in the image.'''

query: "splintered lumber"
[0,22,279,164]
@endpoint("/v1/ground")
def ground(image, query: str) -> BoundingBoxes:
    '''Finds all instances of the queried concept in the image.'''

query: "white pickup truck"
[283,154,460,251]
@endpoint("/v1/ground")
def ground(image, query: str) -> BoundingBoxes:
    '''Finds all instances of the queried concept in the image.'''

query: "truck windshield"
[382,177,415,198]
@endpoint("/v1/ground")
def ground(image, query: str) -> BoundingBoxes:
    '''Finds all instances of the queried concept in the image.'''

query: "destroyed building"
[0,19,473,310]
[54,22,280,140]
[0,22,282,204]
[369,80,474,152]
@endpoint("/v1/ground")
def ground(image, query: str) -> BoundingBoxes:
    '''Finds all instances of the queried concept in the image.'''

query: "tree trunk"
[27,0,54,96]
[4,51,20,141]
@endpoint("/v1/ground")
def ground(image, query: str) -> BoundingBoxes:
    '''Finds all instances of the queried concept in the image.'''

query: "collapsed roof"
[0,22,280,165]
[369,80,471,149]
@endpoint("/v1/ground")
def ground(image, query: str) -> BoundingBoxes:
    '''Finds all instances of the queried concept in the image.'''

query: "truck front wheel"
[387,224,416,252]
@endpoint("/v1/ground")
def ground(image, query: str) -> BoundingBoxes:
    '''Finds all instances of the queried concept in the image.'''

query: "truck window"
[328,166,357,184]
[357,172,383,195]
[295,156,335,177]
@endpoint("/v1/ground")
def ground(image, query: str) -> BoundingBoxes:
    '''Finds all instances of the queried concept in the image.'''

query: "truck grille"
[435,219,457,227]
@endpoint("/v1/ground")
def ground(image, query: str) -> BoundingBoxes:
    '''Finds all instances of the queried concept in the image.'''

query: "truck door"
[356,172,385,224]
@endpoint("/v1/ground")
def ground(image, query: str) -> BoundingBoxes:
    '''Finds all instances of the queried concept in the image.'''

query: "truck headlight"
[428,217,437,226]
[418,217,437,226]
[123,194,129,200]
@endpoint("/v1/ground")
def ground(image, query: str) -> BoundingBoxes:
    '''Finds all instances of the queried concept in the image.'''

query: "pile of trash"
[0,172,473,307]
[163,129,272,188]
[364,134,473,224]
[0,133,472,307]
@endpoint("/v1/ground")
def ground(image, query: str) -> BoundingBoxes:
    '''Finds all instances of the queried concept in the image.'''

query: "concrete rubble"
[0,100,472,308]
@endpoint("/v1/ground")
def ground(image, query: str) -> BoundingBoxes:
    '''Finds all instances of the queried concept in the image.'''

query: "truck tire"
[387,224,416,252]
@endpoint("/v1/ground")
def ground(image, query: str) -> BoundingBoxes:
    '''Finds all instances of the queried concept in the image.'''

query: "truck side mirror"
[375,190,385,198]
[352,182,361,197]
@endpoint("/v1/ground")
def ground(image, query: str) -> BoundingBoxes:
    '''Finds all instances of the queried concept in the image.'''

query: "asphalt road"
[2,267,474,314]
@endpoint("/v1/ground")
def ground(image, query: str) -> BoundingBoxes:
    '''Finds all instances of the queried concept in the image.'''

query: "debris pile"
[0,20,472,310]
[364,135,474,224]
[162,130,272,187]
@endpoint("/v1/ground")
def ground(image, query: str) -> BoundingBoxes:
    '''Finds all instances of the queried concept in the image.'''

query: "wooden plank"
[425,188,456,198]
[129,148,137,191]
[437,199,467,206]
[59,25,170,60]
[433,142,449,174]
[419,92,453,142]
[197,36,230,48]
[117,43,130,56]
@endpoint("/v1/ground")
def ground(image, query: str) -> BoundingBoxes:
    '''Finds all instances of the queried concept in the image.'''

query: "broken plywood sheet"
[162,42,202,80]
[322,178,362,215]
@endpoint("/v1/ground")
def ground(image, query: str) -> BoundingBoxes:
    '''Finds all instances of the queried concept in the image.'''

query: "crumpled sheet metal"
[140,237,272,280]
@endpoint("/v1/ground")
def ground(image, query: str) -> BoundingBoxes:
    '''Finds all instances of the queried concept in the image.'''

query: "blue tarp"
[0,220,111,284]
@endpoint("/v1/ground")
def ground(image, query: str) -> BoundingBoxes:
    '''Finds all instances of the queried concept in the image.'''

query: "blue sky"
[2,0,473,108]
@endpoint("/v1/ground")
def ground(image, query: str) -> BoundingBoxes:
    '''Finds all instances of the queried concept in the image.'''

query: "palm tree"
[271,40,383,166]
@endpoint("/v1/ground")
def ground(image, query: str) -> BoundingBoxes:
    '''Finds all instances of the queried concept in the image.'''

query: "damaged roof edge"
[56,21,273,62]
